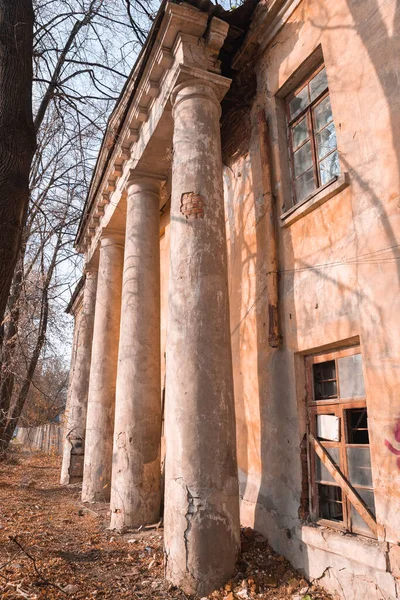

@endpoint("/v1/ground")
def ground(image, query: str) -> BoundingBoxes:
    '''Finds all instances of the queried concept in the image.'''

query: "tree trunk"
[0,259,24,435]
[0,0,36,327]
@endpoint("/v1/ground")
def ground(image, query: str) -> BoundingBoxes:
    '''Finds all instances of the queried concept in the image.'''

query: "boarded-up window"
[306,346,376,537]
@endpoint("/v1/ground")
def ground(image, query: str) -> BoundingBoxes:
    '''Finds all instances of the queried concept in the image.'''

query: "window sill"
[280,172,350,228]
[301,523,386,571]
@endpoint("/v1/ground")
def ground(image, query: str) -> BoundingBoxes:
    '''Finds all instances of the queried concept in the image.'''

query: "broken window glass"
[313,360,337,400]
[314,96,333,132]
[307,347,376,537]
[318,484,343,521]
[319,150,340,185]
[347,408,369,444]
[316,122,337,160]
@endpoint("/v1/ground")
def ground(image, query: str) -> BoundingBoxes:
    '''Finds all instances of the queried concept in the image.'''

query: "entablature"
[77,1,231,264]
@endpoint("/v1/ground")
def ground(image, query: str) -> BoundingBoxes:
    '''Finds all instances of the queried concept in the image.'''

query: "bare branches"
[0,0,158,454]
[10,536,67,593]
[34,0,101,131]
[33,0,154,132]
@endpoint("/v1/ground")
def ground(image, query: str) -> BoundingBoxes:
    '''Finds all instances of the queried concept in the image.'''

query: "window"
[306,347,376,537]
[286,65,340,205]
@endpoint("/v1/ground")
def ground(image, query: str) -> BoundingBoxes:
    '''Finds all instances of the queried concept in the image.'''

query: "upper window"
[286,65,340,205]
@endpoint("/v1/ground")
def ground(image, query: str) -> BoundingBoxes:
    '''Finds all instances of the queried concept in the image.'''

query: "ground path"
[0,447,333,600]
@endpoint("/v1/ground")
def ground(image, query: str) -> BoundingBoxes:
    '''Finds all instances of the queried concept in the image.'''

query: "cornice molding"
[65,276,85,316]
[78,1,231,258]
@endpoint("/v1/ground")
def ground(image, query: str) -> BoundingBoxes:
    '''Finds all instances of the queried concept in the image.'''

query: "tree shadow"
[222,1,400,589]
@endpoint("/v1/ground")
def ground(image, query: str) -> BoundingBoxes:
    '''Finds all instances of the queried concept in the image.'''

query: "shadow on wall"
[340,0,400,544]
[223,0,400,593]
[221,15,305,554]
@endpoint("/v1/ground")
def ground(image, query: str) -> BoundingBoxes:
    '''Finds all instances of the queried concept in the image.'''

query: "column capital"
[83,261,98,276]
[100,228,125,248]
[171,67,231,117]
[126,171,165,198]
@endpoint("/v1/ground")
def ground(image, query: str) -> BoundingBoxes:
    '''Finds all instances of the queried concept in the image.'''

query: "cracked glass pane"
[289,85,309,120]
[310,67,328,101]
[314,96,333,131]
[319,150,340,185]
[292,117,309,149]
[316,122,337,160]
[295,168,316,203]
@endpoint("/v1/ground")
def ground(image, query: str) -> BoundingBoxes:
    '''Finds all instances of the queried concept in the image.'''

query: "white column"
[164,78,240,596]
[82,231,124,503]
[110,174,162,530]
[61,266,97,484]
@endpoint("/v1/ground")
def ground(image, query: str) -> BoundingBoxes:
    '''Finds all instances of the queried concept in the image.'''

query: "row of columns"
[61,267,97,484]
[61,77,240,596]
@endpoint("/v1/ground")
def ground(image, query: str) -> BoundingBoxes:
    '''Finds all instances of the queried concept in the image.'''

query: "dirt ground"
[0,446,334,600]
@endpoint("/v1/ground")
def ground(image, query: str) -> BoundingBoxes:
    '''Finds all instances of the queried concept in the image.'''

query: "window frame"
[305,346,376,538]
[286,63,339,206]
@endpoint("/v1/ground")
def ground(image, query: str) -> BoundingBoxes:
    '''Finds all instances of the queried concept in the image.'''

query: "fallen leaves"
[0,447,334,600]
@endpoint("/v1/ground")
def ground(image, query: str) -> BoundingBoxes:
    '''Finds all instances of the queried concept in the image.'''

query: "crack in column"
[183,486,196,573]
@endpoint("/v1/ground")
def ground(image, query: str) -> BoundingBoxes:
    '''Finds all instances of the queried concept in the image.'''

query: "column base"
[60,438,85,485]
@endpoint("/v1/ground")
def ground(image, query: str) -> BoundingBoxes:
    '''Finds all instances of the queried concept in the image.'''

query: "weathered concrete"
[110,174,162,530]
[61,266,97,484]
[82,231,124,503]
[164,79,240,596]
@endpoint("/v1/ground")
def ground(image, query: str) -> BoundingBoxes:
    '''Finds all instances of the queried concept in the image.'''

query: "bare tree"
[20,356,69,427]
[0,0,156,454]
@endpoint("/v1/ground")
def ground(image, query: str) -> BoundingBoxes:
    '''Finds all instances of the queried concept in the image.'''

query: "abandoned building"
[60,0,400,597]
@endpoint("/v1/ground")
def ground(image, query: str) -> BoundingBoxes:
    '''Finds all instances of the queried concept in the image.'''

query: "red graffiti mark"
[384,439,400,455]
[384,421,400,470]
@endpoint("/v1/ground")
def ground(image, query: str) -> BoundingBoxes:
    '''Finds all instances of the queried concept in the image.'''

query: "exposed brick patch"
[180,192,205,219]
[298,434,310,521]
[69,453,84,479]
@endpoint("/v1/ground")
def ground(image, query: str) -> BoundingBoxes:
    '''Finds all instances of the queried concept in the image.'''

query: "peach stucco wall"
[257,0,400,545]
[160,0,400,596]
